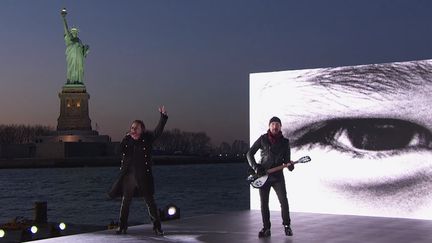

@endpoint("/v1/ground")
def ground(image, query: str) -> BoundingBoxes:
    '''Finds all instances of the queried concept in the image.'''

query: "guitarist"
[247,116,294,238]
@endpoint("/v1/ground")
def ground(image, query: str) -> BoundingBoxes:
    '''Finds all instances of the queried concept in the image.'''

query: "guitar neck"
[266,162,295,174]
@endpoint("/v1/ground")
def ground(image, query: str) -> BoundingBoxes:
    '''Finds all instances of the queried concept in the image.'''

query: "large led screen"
[249,59,432,219]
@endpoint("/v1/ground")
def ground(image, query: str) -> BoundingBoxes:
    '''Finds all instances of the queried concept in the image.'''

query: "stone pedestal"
[34,83,115,159]
[57,84,92,131]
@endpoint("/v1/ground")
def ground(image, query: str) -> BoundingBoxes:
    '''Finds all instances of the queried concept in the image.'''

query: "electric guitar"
[247,156,311,188]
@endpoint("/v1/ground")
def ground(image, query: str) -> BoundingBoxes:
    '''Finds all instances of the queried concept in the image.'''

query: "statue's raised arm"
[61,8,70,37]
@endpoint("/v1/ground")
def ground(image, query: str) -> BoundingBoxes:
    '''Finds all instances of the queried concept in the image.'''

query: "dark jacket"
[108,113,168,198]
[246,133,293,178]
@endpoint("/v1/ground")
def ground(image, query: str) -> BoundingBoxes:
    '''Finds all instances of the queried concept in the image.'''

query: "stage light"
[0,229,5,238]
[168,206,177,216]
[30,226,38,234]
[159,203,180,221]
[59,222,66,230]
[50,222,67,236]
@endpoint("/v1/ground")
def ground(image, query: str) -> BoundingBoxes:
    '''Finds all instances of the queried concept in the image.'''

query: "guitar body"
[249,174,269,188]
[247,156,311,188]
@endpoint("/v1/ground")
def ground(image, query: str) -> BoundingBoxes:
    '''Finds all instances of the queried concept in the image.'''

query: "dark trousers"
[259,177,291,229]
[119,173,161,229]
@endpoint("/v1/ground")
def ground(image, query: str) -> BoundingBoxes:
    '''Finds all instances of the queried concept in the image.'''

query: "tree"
[0,125,55,145]
[154,128,212,155]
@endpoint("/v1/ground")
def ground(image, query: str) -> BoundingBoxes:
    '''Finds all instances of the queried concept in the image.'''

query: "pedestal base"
[57,84,92,131]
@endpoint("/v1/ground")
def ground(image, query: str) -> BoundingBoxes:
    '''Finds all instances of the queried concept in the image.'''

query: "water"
[0,163,249,226]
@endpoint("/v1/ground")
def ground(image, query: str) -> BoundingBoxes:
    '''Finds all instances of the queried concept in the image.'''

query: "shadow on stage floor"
[29,210,432,243]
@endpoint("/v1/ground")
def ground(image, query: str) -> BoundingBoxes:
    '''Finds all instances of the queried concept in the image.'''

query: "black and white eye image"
[249,59,432,219]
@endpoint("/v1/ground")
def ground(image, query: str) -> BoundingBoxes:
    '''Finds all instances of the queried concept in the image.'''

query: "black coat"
[246,133,293,178]
[108,113,168,198]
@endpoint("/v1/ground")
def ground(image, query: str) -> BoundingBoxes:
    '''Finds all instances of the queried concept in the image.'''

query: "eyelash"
[289,118,432,159]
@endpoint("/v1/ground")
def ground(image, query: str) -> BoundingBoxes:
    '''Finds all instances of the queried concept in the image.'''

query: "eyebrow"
[300,60,432,95]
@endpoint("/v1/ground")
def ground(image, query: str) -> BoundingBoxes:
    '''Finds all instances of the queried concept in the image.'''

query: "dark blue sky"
[0,0,431,144]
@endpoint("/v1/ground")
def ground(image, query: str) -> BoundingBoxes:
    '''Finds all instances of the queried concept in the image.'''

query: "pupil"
[347,123,414,151]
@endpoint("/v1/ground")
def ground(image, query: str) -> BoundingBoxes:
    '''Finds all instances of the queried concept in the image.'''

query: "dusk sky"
[1,0,431,145]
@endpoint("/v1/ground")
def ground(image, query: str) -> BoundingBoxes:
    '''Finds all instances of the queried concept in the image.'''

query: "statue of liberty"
[61,8,89,84]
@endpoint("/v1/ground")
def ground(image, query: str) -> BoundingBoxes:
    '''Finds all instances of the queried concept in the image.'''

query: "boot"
[153,221,164,236]
[115,225,127,234]
[284,225,293,236]
[258,228,271,238]
[116,227,126,235]
[117,196,130,235]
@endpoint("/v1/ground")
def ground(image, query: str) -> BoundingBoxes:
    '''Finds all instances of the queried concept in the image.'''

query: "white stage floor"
[29,210,432,243]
